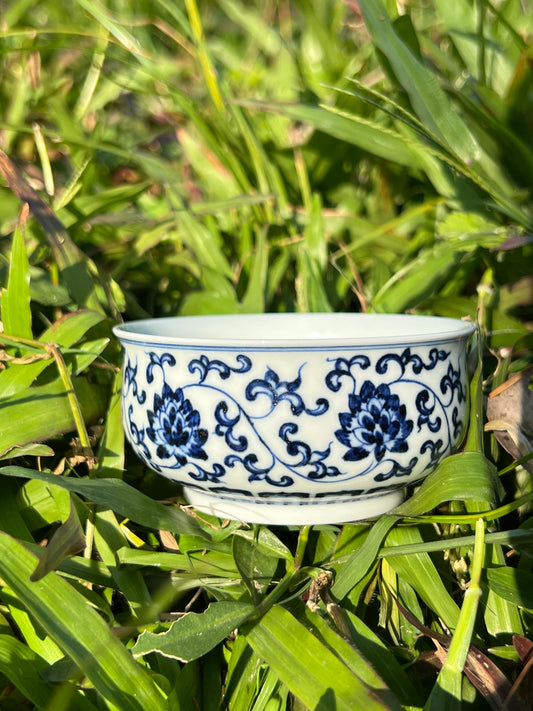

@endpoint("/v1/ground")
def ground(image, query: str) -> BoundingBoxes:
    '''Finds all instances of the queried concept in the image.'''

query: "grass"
[0,0,532,708]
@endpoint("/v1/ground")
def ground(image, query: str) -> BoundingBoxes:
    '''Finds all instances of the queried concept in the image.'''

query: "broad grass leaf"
[297,192,332,312]
[222,633,263,708]
[332,516,398,601]
[453,87,533,190]
[0,532,167,711]
[40,309,106,345]
[17,477,71,530]
[0,309,106,399]
[245,604,399,711]
[0,150,102,312]
[300,606,401,709]
[94,509,152,616]
[357,0,479,163]
[433,0,516,90]
[233,527,293,562]
[233,534,278,602]
[332,452,498,601]
[183,265,239,309]
[0,477,37,544]
[0,378,106,455]
[0,465,206,538]
[464,352,484,454]
[72,0,145,57]
[383,526,460,631]
[357,0,528,228]
[133,601,255,662]
[167,190,234,280]
[0,442,54,461]
[217,0,282,56]
[0,634,53,709]
[30,500,86,582]
[486,567,533,610]
[200,649,226,711]
[240,226,268,313]
[65,182,152,220]
[66,337,109,375]
[397,452,500,517]
[1,204,32,340]
[297,248,332,312]
[29,267,71,307]
[176,127,240,200]
[116,547,187,571]
[244,100,422,168]
[95,371,125,478]
[484,546,523,638]
[2,589,63,664]
[304,193,327,268]
[0,634,97,710]
[372,243,463,313]
[344,610,424,706]
[180,289,240,316]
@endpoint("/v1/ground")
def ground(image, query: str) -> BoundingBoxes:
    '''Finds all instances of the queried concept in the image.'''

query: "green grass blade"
[297,192,332,312]
[1,205,32,340]
[384,526,460,632]
[332,450,498,601]
[0,532,167,711]
[242,100,423,168]
[0,465,207,538]
[133,601,255,662]
[245,605,397,711]
[484,545,524,637]
[486,566,533,609]
[167,188,234,279]
[233,533,278,602]
[72,0,145,58]
[0,150,103,312]
[397,452,500,518]
[344,610,424,706]
[332,516,398,600]
[0,634,53,709]
[300,606,401,709]
[30,500,86,582]
[357,0,479,163]
[0,378,106,456]
[95,371,125,478]
[240,226,268,313]
[94,509,152,617]
[426,519,486,710]
[0,310,106,399]
[372,243,463,313]
[464,345,484,453]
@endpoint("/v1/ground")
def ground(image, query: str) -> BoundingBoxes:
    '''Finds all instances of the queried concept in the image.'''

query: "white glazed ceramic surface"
[113,313,475,525]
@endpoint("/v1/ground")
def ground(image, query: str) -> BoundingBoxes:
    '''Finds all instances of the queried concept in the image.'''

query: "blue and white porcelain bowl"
[113,313,475,525]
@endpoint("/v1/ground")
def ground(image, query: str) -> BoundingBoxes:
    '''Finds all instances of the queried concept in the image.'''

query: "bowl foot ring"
[183,487,406,526]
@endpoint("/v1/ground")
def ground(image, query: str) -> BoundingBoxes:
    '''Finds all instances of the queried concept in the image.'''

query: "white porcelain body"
[113,313,475,525]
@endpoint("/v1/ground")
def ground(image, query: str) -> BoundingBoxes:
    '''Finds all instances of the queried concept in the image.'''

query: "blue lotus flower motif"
[147,384,207,465]
[336,381,413,462]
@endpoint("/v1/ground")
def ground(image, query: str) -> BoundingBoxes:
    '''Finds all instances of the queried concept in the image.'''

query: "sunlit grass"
[0,0,532,708]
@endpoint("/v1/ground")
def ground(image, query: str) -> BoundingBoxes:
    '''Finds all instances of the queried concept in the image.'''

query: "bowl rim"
[113,313,476,348]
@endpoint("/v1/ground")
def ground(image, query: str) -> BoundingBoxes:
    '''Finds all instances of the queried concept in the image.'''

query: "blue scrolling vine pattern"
[123,346,466,488]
